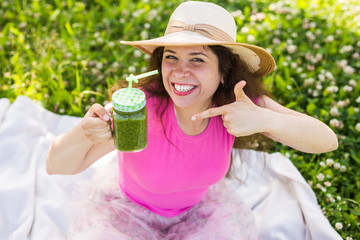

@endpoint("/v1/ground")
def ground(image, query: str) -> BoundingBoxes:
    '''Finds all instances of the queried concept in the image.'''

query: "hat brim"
[121,31,276,77]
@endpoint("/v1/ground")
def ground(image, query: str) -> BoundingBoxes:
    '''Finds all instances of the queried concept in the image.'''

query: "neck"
[174,104,211,136]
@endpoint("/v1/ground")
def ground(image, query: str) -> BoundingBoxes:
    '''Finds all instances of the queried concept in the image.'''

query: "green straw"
[126,70,159,89]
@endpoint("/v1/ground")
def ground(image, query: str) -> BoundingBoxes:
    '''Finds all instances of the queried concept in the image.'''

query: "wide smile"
[172,83,197,96]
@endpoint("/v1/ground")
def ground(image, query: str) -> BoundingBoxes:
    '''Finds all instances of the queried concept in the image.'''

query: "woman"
[46,1,338,239]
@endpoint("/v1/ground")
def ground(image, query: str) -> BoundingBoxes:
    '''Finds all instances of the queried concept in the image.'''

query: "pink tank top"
[118,95,235,217]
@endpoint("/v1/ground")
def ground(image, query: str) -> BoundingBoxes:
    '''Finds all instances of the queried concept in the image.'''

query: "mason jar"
[111,88,147,152]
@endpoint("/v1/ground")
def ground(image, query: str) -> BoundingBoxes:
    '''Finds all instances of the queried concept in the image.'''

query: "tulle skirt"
[67,161,258,240]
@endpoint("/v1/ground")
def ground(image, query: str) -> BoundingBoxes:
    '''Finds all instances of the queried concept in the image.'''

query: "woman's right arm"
[46,104,115,175]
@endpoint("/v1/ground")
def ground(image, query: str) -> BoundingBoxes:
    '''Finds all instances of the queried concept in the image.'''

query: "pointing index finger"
[192,107,225,121]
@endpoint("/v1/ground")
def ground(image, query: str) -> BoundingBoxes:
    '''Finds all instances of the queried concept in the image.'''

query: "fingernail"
[191,116,196,121]
[103,114,110,121]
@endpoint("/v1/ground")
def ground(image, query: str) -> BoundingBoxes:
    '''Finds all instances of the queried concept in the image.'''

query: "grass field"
[0,0,359,238]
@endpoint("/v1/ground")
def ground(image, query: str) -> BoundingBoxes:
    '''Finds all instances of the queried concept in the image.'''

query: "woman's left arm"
[192,81,338,154]
[257,95,338,154]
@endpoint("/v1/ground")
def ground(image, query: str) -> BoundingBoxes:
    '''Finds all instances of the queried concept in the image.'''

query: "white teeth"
[174,84,195,92]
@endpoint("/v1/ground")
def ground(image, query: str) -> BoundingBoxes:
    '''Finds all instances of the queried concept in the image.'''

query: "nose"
[172,60,190,78]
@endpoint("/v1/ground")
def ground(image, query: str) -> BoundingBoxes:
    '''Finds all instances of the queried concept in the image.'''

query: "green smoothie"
[113,107,147,152]
[111,87,147,152]
[111,70,158,152]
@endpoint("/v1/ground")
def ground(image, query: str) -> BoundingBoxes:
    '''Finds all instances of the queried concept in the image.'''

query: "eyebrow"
[164,49,209,58]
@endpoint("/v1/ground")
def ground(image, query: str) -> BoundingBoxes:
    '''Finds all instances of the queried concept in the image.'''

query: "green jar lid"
[112,88,146,112]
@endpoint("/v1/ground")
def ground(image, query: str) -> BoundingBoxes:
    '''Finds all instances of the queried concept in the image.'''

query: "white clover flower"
[326,35,334,42]
[247,35,255,42]
[337,100,349,108]
[307,65,315,71]
[273,38,281,45]
[305,53,313,60]
[353,52,360,59]
[318,74,325,82]
[134,50,142,58]
[340,45,354,53]
[348,79,356,87]
[140,30,148,40]
[326,158,334,166]
[355,123,360,132]
[144,23,150,29]
[231,10,243,18]
[346,237,353,240]
[326,86,338,93]
[256,12,266,21]
[335,222,343,230]
[306,31,315,41]
[108,41,115,48]
[336,59,348,69]
[96,62,103,70]
[343,66,355,75]
[128,66,136,73]
[291,32,298,38]
[286,38,293,45]
[334,162,341,169]
[330,119,343,128]
[319,161,325,167]
[340,165,347,172]
[325,71,335,81]
[97,37,104,44]
[287,44,297,54]
[110,60,119,68]
[336,196,341,200]
[314,43,320,50]
[315,53,323,61]
[324,181,331,187]
[290,62,298,69]
[343,85,353,92]
[241,26,250,33]
[312,90,319,97]
[330,107,339,117]
[336,29,342,35]
[356,97,360,103]
[315,82,322,90]
[317,173,325,181]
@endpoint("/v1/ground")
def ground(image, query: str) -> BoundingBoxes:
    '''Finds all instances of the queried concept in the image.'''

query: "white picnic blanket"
[0,96,342,240]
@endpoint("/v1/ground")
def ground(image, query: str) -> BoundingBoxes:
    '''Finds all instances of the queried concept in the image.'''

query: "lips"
[172,83,197,96]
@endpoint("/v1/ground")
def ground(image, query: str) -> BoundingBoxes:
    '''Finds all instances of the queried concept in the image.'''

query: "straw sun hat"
[121,1,276,77]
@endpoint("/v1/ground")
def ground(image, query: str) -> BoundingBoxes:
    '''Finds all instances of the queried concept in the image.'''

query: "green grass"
[1,0,359,238]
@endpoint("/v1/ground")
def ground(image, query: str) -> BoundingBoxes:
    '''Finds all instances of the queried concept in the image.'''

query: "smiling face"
[161,46,223,112]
